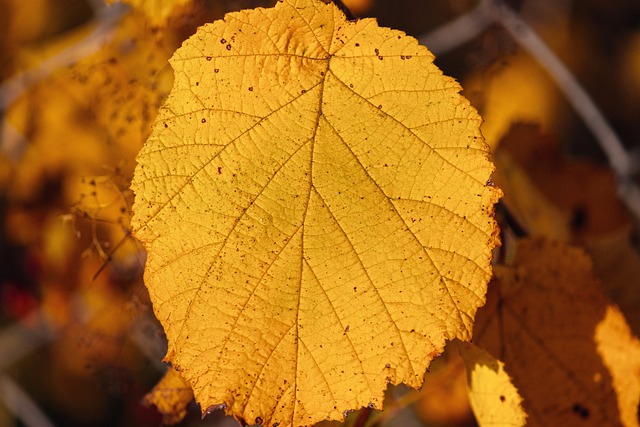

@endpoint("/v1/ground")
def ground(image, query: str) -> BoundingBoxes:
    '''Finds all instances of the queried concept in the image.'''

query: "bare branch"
[418,0,493,56]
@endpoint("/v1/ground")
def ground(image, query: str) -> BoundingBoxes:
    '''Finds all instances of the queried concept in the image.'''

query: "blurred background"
[1,0,639,426]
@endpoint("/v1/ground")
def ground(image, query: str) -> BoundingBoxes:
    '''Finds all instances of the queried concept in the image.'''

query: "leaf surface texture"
[131,0,501,425]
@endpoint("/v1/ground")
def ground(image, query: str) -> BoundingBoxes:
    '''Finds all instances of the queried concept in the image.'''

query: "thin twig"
[418,0,493,56]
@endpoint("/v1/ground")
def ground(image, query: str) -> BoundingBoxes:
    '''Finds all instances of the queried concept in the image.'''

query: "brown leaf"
[474,237,640,426]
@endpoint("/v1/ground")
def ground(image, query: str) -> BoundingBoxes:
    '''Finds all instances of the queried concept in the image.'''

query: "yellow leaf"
[457,342,527,427]
[131,0,501,425]
[475,238,640,426]
[143,367,194,425]
[595,305,640,427]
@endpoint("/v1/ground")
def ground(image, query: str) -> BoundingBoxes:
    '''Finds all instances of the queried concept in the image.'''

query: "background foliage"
[1,0,640,426]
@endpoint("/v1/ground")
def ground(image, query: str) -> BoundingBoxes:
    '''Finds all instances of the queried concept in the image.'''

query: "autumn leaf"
[457,342,526,427]
[474,237,640,426]
[131,0,501,425]
[143,367,194,425]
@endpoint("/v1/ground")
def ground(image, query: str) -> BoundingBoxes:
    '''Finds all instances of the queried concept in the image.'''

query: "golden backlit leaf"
[475,238,640,426]
[143,367,194,425]
[131,0,501,425]
[458,342,527,427]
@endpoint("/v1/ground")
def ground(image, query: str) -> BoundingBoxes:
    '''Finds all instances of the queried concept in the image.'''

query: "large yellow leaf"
[131,0,501,425]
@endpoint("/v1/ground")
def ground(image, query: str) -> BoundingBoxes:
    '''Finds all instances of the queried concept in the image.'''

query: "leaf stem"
[418,0,493,56]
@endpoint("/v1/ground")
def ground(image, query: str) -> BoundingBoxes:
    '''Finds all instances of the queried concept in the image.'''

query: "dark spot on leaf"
[201,118,206,123]
[378,105,382,109]
[164,123,168,128]
[355,42,360,47]
[196,82,199,86]
[249,87,253,91]
[214,69,219,73]
[374,48,379,55]
[499,395,505,402]
[218,167,222,174]
[570,205,587,231]
[406,55,412,59]
[220,38,226,44]
[572,403,590,419]
[226,44,232,51]
[206,56,212,61]
[378,56,383,60]
[301,89,306,93]
[255,417,263,425]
